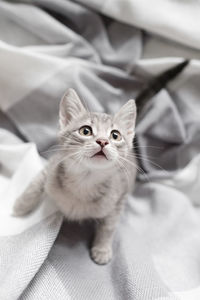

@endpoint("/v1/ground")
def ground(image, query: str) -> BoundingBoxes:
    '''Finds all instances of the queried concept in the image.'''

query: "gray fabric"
[21,218,178,300]
[0,213,63,300]
[1,0,200,299]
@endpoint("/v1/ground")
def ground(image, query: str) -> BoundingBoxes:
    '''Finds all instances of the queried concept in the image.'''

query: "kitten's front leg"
[13,169,46,216]
[91,206,122,265]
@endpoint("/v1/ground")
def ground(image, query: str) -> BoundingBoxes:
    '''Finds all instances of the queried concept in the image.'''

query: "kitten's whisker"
[59,135,82,145]
[41,148,69,155]
[119,155,150,182]
[133,144,164,149]
[68,151,83,170]
[133,146,163,150]
[132,142,163,150]
[128,154,168,176]
[52,151,81,169]
[116,161,128,185]
[42,143,77,150]
[126,152,158,160]
[41,146,81,155]
[109,146,137,185]
[117,159,131,188]
[126,151,168,172]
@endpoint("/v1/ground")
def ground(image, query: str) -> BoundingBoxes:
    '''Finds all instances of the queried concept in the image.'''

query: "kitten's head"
[59,88,136,171]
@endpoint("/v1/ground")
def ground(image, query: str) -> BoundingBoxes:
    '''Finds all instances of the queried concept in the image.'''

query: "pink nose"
[96,138,109,148]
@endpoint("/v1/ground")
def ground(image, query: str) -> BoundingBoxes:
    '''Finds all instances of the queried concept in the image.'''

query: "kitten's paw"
[91,246,112,265]
[12,201,31,217]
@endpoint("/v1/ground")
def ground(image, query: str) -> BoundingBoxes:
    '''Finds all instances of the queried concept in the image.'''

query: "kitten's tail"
[135,59,189,114]
[134,59,189,173]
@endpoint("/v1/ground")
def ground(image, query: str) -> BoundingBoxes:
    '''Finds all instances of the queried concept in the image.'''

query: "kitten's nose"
[96,138,109,148]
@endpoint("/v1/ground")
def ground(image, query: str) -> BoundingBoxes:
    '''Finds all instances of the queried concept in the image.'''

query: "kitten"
[13,88,137,265]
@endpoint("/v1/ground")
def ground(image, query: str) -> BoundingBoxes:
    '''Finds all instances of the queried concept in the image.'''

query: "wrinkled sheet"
[0,0,200,299]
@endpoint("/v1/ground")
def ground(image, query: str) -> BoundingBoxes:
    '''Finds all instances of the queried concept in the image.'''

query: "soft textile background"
[0,1,200,299]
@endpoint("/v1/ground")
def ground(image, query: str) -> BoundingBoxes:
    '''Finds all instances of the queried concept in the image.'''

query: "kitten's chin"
[85,156,115,170]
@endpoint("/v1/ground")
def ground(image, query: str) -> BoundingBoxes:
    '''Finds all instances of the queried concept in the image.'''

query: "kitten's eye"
[110,130,122,141]
[79,126,93,136]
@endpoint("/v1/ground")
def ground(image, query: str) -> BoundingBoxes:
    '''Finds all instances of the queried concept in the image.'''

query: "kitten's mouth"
[92,150,108,160]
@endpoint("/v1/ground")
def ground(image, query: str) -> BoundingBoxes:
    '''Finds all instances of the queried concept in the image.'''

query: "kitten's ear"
[59,88,86,129]
[114,99,137,133]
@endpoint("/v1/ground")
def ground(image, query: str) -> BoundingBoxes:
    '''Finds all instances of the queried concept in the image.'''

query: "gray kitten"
[13,88,137,265]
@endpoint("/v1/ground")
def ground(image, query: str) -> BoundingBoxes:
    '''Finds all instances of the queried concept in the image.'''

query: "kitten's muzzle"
[92,147,108,160]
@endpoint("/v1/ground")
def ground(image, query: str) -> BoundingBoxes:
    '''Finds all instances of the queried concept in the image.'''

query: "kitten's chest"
[47,172,119,220]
